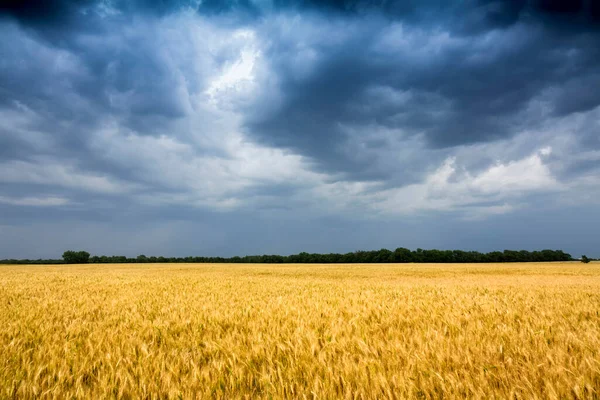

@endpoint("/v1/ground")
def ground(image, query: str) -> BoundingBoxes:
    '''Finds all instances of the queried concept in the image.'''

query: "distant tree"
[581,255,590,264]
[62,250,90,264]
[393,247,413,263]
[413,248,424,263]
[0,246,573,265]
[373,249,393,263]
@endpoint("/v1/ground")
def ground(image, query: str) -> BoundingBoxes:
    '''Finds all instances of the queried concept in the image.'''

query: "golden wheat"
[1,262,599,399]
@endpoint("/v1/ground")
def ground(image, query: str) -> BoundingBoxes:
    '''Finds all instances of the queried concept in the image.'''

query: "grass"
[1,262,599,398]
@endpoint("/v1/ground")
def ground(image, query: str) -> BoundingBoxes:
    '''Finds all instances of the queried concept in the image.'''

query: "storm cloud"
[0,0,599,258]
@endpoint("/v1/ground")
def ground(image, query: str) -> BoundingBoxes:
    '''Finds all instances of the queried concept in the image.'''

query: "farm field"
[1,262,599,399]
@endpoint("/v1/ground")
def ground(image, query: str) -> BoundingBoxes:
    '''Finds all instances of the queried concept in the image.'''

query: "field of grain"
[1,262,599,398]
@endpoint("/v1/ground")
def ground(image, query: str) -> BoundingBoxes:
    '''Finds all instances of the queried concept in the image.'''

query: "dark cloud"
[197,0,260,16]
[1,0,600,259]
[0,0,93,25]
[241,9,599,180]
[2,0,599,181]
[2,1,599,142]
[284,0,600,27]
[2,0,597,28]
[0,0,196,25]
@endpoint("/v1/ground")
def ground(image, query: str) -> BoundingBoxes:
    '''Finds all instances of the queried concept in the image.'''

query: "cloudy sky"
[1,0,599,259]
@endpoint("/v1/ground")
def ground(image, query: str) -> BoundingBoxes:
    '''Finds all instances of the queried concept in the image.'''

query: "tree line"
[0,248,584,265]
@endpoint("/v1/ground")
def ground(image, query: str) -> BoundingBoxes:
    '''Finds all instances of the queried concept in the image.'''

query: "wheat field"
[1,262,599,399]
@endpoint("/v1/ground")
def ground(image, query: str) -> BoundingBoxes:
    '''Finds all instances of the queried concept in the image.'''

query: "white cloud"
[307,148,561,217]
[468,148,556,194]
[0,195,69,207]
[205,29,260,102]
[84,113,565,219]
[0,159,135,194]
[90,123,324,209]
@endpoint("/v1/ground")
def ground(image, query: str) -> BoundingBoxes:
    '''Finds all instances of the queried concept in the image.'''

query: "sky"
[0,0,599,259]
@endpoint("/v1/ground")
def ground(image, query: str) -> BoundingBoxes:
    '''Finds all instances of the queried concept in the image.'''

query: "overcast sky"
[1,0,599,259]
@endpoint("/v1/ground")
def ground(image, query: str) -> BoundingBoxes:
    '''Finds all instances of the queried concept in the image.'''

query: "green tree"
[373,249,393,263]
[62,250,90,264]
[581,255,590,264]
[393,247,413,263]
